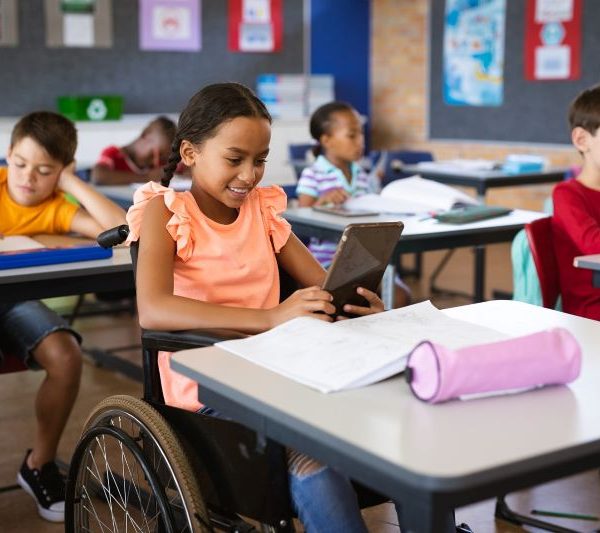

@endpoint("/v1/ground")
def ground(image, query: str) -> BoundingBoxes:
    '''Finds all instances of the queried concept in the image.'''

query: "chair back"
[288,143,314,180]
[524,217,560,309]
[382,150,434,187]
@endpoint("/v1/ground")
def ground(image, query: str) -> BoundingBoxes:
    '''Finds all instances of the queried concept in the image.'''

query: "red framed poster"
[228,0,282,53]
[524,0,582,80]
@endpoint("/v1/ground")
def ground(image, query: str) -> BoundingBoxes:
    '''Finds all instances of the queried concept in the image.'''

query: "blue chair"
[288,143,315,180]
[75,167,92,182]
[280,184,297,200]
[380,150,434,187]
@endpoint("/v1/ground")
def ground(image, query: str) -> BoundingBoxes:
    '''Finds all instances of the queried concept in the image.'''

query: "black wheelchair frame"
[64,225,387,533]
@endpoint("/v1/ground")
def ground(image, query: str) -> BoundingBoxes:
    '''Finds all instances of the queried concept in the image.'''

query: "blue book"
[0,244,112,270]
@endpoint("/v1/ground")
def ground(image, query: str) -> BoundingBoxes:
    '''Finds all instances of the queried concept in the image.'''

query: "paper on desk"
[216,301,508,393]
[0,236,45,252]
[345,175,478,214]
[416,159,499,172]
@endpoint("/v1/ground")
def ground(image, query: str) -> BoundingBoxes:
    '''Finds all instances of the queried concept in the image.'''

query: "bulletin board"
[0,0,304,115]
[428,0,600,145]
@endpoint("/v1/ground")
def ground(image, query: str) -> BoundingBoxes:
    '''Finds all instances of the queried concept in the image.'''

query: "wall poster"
[139,0,201,52]
[0,0,18,46]
[45,0,113,48]
[524,0,582,80]
[443,0,506,106]
[228,0,282,53]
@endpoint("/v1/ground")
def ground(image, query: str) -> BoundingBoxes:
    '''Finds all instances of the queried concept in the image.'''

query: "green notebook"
[434,205,512,224]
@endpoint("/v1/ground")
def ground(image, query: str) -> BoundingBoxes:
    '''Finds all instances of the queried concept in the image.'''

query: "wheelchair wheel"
[66,395,212,533]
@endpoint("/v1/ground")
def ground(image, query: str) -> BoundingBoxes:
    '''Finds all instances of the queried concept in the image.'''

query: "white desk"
[171,300,600,532]
[574,254,600,289]
[285,207,545,304]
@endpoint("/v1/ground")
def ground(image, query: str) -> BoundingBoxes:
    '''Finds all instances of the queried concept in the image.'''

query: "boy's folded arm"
[59,170,126,237]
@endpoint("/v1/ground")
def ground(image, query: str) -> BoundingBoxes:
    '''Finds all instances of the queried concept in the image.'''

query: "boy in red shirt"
[552,85,600,320]
[91,116,177,185]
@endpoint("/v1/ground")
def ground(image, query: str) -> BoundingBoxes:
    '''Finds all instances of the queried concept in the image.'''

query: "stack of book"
[256,74,334,118]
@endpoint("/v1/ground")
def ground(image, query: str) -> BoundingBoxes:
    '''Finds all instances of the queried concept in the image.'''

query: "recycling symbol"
[87,98,108,120]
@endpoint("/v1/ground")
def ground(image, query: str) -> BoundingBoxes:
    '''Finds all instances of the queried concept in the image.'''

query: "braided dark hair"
[161,83,272,187]
[309,101,354,157]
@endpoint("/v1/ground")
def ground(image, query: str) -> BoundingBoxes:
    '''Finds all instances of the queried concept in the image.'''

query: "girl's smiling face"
[181,116,271,223]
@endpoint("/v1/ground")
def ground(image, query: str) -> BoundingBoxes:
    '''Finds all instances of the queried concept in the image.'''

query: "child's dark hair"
[11,111,77,166]
[144,115,177,143]
[568,85,600,134]
[161,83,271,187]
[309,101,355,157]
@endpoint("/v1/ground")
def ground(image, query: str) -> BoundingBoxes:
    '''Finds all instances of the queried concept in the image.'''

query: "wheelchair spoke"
[70,399,206,533]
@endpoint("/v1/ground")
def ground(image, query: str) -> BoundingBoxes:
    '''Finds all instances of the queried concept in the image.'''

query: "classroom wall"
[370,0,583,211]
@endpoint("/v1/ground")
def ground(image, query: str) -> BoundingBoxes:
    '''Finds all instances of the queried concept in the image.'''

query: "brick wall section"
[370,0,582,210]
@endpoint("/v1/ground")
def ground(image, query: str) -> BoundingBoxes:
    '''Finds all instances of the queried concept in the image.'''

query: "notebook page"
[0,236,45,252]
[380,176,478,211]
[216,301,507,393]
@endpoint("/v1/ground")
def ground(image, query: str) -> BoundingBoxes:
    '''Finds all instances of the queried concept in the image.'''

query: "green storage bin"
[57,95,123,121]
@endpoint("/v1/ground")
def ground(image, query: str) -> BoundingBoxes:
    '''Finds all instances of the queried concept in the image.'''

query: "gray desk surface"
[0,245,132,303]
[574,254,600,289]
[574,254,600,271]
[402,164,566,199]
[171,301,600,529]
[285,206,544,240]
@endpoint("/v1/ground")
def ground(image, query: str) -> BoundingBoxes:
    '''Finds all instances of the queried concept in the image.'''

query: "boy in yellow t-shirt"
[0,111,126,523]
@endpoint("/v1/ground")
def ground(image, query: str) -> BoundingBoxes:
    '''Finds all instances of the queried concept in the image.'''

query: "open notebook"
[344,175,478,215]
[216,301,507,393]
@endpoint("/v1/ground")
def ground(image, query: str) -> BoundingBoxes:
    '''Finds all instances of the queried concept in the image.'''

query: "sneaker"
[17,450,65,522]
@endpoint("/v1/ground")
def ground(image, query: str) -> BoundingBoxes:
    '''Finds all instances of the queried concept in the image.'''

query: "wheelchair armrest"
[141,328,247,352]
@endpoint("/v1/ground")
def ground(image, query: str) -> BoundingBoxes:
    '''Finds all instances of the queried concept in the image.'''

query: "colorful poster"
[443,0,506,106]
[0,0,18,47]
[139,0,201,52]
[45,0,113,48]
[525,0,581,80]
[228,0,282,53]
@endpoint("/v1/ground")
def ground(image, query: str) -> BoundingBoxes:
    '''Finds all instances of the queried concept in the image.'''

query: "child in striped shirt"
[296,101,411,307]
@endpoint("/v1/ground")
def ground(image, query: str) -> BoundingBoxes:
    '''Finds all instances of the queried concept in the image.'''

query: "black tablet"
[322,222,404,316]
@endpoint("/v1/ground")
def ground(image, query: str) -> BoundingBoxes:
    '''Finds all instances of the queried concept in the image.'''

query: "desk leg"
[382,264,395,310]
[474,246,485,302]
[397,497,455,533]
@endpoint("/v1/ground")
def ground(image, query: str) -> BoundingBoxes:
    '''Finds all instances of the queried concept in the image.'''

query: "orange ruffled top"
[126,182,292,411]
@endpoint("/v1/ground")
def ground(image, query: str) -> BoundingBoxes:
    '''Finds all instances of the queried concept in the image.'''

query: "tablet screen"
[322,222,404,316]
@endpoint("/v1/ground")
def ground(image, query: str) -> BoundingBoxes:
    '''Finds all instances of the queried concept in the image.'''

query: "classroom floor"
[2,243,599,532]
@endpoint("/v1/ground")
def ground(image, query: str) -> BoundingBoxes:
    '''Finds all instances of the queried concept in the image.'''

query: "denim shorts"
[0,301,81,370]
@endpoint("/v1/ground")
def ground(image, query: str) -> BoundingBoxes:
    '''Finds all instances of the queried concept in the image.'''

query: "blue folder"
[0,244,113,270]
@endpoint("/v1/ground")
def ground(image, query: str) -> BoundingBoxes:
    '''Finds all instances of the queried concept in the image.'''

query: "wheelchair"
[64,225,388,533]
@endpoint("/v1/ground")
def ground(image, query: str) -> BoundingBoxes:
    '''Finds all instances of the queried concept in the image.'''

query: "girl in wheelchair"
[124,82,388,532]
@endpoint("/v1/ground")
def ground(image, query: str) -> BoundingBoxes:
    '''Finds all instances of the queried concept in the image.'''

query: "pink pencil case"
[405,328,581,404]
